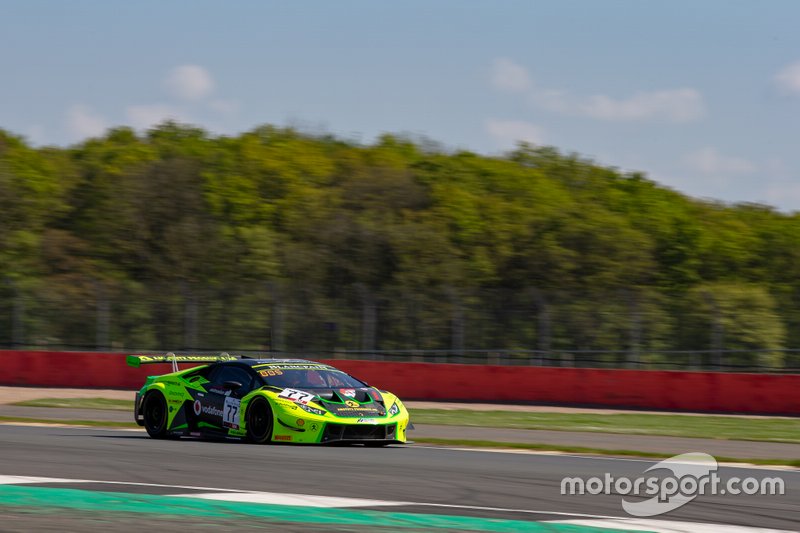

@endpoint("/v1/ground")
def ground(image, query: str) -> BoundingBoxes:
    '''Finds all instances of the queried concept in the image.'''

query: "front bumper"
[270,411,409,444]
[320,422,398,443]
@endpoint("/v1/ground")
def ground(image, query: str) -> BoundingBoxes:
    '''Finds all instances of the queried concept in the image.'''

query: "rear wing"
[127,352,239,373]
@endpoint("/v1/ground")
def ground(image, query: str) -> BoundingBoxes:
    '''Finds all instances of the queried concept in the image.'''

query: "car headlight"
[388,402,400,416]
[297,403,326,416]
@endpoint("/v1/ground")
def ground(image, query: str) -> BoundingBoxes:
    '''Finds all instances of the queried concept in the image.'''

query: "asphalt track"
[0,424,797,532]
[3,405,799,460]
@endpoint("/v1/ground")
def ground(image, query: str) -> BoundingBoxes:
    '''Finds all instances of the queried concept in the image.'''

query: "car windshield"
[259,368,366,389]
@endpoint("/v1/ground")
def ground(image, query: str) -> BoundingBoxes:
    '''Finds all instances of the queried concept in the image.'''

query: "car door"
[196,364,258,432]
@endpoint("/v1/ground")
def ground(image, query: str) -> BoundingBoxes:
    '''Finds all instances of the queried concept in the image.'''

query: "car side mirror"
[223,380,242,391]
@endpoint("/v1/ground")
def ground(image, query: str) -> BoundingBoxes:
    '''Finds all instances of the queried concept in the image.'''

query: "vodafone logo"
[193,400,201,415]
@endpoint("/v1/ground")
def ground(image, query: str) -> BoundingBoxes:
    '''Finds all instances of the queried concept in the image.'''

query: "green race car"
[127,354,411,445]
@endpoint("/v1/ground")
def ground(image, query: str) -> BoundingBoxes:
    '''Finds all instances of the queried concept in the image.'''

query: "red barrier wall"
[0,351,176,390]
[1,351,798,415]
[321,360,800,415]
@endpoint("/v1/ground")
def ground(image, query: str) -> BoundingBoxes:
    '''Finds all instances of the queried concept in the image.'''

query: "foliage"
[0,124,796,366]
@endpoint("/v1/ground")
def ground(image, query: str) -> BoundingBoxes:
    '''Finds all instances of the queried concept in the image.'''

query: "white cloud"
[126,104,186,130]
[684,147,757,175]
[532,87,706,123]
[488,59,706,123]
[486,119,544,147]
[491,58,532,93]
[66,105,108,140]
[774,61,800,95]
[165,65,214,101]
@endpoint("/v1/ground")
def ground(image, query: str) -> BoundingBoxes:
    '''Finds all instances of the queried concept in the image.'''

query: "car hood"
[291,387,388,417]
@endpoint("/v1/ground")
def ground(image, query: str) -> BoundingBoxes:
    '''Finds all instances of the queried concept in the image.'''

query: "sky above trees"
[2,1,800,211]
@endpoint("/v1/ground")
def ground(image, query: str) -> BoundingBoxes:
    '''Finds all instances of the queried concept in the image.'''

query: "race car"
[127,353,411,445]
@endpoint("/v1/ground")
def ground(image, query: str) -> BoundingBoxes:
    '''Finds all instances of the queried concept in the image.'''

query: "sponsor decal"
[340,389,356,398]
[201,404,224,418]
[208,387,231,396]
[296,419,305,427]
[222,397,240,429]
[259,369,284,377]
[278,388,316,405]
[335,408,381,414]
[137,354,237,363]
[274,435,292,441]
[344,400,359,408]
[193,400,202,416]
[357,418,379,424]
[297,403,325,416]
[310,423,318,431]
[278,418,306,432]
[256,364,331,371]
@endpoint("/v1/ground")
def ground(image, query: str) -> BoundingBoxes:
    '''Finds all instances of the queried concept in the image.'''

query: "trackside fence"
[1,281,799,372]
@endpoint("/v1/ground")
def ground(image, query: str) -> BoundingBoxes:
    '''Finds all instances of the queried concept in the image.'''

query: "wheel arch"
[136,382,167,419]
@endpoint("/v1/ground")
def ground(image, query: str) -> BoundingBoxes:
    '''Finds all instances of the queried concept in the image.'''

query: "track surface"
[3,404,799,460]
[0,425,797,531]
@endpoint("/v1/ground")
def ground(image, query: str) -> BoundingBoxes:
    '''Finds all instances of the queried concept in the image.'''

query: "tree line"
[0,123,797,368]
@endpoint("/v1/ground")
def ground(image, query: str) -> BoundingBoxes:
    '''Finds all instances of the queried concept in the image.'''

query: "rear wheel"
[142,391,169,439]
[246,397,273,444]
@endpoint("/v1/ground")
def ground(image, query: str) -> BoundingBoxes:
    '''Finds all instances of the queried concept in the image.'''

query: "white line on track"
[0,475,89,485]
[172,491,408,508]
[547,518,795,533]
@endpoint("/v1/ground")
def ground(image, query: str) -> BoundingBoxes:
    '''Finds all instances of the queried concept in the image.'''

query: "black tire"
[246,397,273,444]
[142,391,169,439]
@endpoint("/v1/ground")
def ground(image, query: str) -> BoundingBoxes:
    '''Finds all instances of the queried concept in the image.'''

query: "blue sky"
[3,1,800,210]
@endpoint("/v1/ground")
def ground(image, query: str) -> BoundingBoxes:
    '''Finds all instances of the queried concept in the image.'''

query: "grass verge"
[13,398,133,410]
[0,416,138,428]
[410,409,800,444]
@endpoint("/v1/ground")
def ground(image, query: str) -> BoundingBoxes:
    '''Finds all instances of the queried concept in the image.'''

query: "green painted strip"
[0,485,636,532]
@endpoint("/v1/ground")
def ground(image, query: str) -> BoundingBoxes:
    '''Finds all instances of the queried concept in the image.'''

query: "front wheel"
[142,391,169,439]
[246,397,273,444]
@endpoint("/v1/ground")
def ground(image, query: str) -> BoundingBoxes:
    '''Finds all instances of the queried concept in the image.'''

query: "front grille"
[322,423,397,442]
